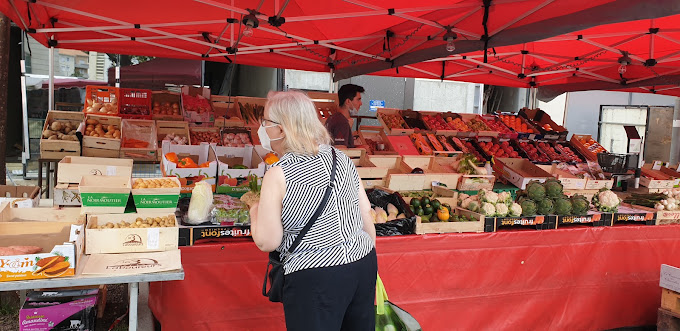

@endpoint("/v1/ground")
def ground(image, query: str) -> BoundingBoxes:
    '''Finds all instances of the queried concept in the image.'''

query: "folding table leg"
[129,282,139,331]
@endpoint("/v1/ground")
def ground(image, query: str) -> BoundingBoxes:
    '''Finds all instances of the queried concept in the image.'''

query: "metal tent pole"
[48,45,54,109]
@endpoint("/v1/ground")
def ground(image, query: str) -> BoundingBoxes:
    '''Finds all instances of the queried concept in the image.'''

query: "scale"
[599,125,644,190]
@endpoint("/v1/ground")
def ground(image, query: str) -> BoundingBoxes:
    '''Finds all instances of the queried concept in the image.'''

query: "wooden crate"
[156,120,191,146]
[351,150,390,188]
[211,95,244,127]
[400,110,430,132]
[357,126,397,155]
[120,119,158,161]
[415,207,485,234]
[419,111,458,136]
[82,114,121,158]
[570,134,605,162]
[315,101,336,123]
[377,108,413,136]
[458,113,498,137]
[656,210,680,225]
[307,91,339,104]
[40,110,82,159]
[181,86,214,123]
[151,91,183,121]
[641,167,676,189]
[190,126,222,145]
[388,156,461,190]
[662,289,680,316]
[233,96,267,128]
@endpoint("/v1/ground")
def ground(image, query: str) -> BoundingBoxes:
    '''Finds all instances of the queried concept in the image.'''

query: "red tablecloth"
[149,225,680,330]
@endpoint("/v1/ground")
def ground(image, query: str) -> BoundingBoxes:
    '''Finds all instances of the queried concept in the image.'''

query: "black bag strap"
[287,149,337,254]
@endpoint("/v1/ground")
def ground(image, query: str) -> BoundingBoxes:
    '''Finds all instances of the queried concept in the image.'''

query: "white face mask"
[258,124,283,152]
[348,100,359,116]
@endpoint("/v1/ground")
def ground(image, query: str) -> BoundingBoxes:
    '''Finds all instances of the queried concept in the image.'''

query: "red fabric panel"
[149,225,680,331]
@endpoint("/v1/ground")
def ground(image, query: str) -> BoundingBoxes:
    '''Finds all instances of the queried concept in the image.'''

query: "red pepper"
[178,157,198,168]
[199,161,211,168]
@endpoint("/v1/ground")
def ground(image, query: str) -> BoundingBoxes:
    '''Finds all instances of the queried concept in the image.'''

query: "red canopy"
[2,0,678,81]
[368,14,680,100]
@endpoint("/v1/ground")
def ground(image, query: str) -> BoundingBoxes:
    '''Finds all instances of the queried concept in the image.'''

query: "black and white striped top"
[273,144,375,275]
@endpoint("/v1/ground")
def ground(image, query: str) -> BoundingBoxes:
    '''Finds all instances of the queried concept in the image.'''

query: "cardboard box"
[537,164,587,190]
[357,126,398,155]
[660,264,680,293]
[161,142,218,193]
[58,156,133,184]
[386,135,420,156]
[54,183,82,207]
[0,185,40,208]
[40,110,83,159]
[0,206,84,282]
[493,158,552,189]
[79,175,131,214]
[82,114,121,158]
[214,145,266,196]
[612,203,656,225]
[640,167,675,189]
[584,178,614,190]
[519,108,568,140]
[131,177,181,213]
[181,86,215,123]
[86,213,178,254]
[487,215,558,232]
[211,95,243,127]
[19,289,98,331]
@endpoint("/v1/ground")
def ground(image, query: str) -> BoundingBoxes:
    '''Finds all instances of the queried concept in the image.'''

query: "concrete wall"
[24,36,57,76]
[412,79,477,113]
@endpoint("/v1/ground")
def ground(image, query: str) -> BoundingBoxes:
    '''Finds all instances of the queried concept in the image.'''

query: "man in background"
[326,84,364,148]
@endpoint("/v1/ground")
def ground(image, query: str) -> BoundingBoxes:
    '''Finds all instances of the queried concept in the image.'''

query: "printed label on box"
[133,195,179,208]
[81,193,129,207]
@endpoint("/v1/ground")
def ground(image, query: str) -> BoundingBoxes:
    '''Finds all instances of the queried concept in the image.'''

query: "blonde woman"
[250,90,377,330]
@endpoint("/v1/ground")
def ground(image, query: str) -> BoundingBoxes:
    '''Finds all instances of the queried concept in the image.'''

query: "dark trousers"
[282,249,378,331]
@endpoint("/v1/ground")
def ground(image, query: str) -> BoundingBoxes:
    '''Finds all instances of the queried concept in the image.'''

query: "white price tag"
[14,199,33,208]
[106,166,117,176]
[147,228,160,250]
[652,160,663,171]
[673,120,680,128]
[676,163,680,172]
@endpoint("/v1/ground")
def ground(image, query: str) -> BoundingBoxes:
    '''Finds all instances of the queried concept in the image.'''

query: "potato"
[47,135,58,140]
[86,119,98,125]
[42,129,54,139]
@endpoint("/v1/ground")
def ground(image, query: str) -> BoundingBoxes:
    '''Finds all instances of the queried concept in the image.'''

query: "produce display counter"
[149,225,680,331]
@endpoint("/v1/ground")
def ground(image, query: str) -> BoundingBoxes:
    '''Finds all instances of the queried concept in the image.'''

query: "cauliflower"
[458,193,470,204]
[592,189,621,213]
[460,197,474,209]
[509,203,522,217]
[479,190,499,204]
[495,203,509,217]
[497,191,512,206]
[481,202,496,217]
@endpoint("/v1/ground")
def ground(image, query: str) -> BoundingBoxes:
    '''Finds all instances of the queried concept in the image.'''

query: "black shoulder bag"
[262,149,338,302]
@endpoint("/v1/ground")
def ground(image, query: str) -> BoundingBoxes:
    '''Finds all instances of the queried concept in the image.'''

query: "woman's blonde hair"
[266,90,332,155]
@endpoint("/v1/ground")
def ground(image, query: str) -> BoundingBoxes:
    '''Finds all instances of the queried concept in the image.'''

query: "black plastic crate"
[557,213,612,227]
[597,153,628,173]
[484,215,557,232]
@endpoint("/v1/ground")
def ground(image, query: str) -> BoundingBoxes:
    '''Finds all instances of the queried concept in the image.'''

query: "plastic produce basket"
[597,152,627,173]
[120,88,152,119]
